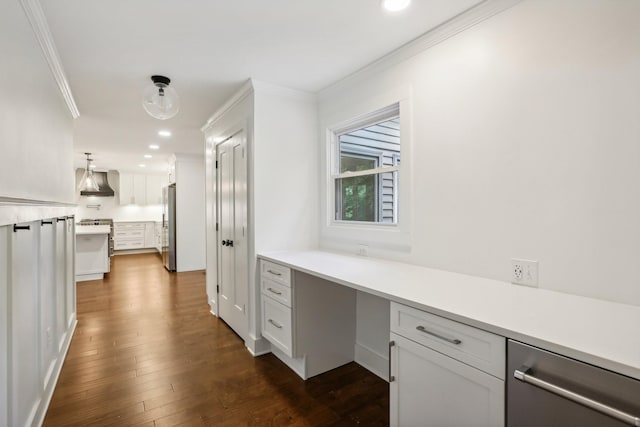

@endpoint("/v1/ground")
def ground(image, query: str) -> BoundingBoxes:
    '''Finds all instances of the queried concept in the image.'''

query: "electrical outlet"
[357,244,368,257]
[511,258,538,287]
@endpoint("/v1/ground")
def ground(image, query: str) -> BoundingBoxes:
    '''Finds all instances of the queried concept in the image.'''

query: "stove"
[78,218,114,256]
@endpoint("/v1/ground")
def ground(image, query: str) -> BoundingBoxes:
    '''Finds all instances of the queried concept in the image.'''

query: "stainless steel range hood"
[79,171,115,197]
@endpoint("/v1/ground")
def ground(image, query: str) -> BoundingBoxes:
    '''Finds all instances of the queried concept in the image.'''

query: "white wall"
[202,80,318,352]
[318,0,640,307]
[76,196,162,222]
[0,0,74,203]
[174,154,206,272]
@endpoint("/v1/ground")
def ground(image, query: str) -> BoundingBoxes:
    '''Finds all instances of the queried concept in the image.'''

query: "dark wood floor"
[44,253,389,426]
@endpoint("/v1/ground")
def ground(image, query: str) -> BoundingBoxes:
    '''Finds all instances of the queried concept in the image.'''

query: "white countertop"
[258,250,640,381]
[76,225,111,235]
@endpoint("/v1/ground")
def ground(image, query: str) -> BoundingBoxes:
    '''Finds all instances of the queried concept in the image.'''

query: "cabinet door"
[133,174,146,205]
[390,333,504,427]
[145,174,164,205]
[120,173,147,205]
[119,172,134,205]
[144,223,155,248]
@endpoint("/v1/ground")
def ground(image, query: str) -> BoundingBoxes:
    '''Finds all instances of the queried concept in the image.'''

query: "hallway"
[43,253,388,426]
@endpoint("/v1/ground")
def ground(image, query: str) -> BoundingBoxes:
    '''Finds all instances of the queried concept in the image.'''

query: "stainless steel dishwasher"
[507,340,640,427]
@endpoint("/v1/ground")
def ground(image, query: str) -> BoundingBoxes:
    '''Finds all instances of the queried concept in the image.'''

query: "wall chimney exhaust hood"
[78,153,115,197]
[80,171,115,197]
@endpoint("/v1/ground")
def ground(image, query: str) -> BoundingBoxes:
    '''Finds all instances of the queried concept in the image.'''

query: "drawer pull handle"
[13,225,31,232]
[514,367,640,426]
[268,319,283,329]
[267,269,282,276]
[416,325,462,345]
[267,287,282,296]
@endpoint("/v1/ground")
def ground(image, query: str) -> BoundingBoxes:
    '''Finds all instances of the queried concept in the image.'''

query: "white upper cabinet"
[119,173,164,205]
[145,174,164,205]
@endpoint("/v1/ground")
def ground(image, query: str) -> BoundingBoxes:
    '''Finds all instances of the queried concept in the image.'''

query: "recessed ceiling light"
[144,154,152,159]
[139,164,146,168]
[382,0,410,12]
[158,130,172,137]
[149,144,160,150]
[89,164,96,169]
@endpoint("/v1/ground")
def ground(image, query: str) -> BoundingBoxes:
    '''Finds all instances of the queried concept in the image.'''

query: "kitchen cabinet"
[76,226,110,281]
[119,172,146,205]
[259,260,356,380]
[390,302,505,427]
[154,222,162,253]
[145,174,165,205]
[114,222,145,250]
[144,222,155,248]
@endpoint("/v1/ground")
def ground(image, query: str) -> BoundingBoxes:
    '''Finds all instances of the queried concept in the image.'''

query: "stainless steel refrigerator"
[162,184,176,271]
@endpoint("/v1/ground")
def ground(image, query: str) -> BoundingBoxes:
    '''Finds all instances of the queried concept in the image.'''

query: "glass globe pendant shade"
[78,153,100,192]
[142,75,180,120]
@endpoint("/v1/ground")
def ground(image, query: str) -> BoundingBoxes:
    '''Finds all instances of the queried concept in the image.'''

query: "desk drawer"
[261,277,291,307]
[261,260,291,287]
[114,229,145,238]
[262,296,293,357]
[391,302,505,379]
[114,239,145,250]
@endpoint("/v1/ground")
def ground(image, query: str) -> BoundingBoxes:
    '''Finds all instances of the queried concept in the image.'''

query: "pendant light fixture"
[78,153,99,192]
[142,75,180,120]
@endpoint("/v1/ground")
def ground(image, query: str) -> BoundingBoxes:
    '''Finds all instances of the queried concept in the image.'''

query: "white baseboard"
[271,347,307,379]
[113,248,158,256]
[245,335,272,356]
[32,317,77,427]
[355,342,389,381]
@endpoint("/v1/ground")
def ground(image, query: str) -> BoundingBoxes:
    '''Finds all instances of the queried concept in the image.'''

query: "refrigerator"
[162,183,177,271]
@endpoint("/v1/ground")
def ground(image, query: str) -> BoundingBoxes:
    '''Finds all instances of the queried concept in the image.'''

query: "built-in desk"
[258,250,640,382]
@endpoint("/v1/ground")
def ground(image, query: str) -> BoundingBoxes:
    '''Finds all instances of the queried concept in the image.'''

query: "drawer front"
[261,277,291,307]
[391,302,505,379]
[114,223,145,232]
[114,240,145,250]
[262,296,293,357]
[260,260,291,287]
[114,229,145,238]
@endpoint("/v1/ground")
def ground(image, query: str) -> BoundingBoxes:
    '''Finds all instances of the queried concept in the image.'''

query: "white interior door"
[217,132,248,339]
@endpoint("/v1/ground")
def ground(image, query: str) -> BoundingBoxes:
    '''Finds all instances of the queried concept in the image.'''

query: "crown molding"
[201,80,254,132]
[19,0,80,119]
[319,0,524,97]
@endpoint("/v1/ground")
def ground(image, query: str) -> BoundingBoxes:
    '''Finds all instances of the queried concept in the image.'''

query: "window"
[333,106,400,224]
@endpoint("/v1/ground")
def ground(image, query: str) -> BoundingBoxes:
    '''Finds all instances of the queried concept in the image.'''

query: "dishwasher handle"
[514,367,640,426]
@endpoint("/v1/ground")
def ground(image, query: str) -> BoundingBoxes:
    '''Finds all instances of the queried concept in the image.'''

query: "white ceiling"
[39,0,483,173]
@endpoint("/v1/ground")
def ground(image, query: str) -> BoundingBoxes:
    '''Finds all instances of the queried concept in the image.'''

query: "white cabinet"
[114,222,158,251]
[119,173,146,205]
[390,302,505,427]
[261,261,293,357]
[114,222,145,250]
[259,260,356,380]
[144,222,155,248]
[154,222,162,253]
[145,174,164,205]
[75,233,109,281]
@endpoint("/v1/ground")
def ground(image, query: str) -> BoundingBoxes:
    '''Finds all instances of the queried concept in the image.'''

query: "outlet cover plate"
[511,258,538,287]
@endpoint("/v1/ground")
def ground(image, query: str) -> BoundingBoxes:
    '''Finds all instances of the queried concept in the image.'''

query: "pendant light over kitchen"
[142,75,180,120]
[78,153,99,192]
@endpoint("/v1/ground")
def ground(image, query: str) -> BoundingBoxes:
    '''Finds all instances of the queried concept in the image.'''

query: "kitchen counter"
[258,250,640,381]
[75,224,110,235]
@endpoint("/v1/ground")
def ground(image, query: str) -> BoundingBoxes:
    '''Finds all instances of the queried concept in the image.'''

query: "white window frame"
[321,86,412,250]
[332,106,399,225]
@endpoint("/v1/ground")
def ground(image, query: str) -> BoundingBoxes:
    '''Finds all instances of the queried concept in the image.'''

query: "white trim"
[201,80,254,131]
[32,318,77,427]
[19,0,80,119]
[354,342,389,381]
[319,0,524,98]
[334,166,399,180]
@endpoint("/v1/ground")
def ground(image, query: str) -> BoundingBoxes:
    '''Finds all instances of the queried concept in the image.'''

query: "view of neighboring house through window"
[334,109,400,224]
